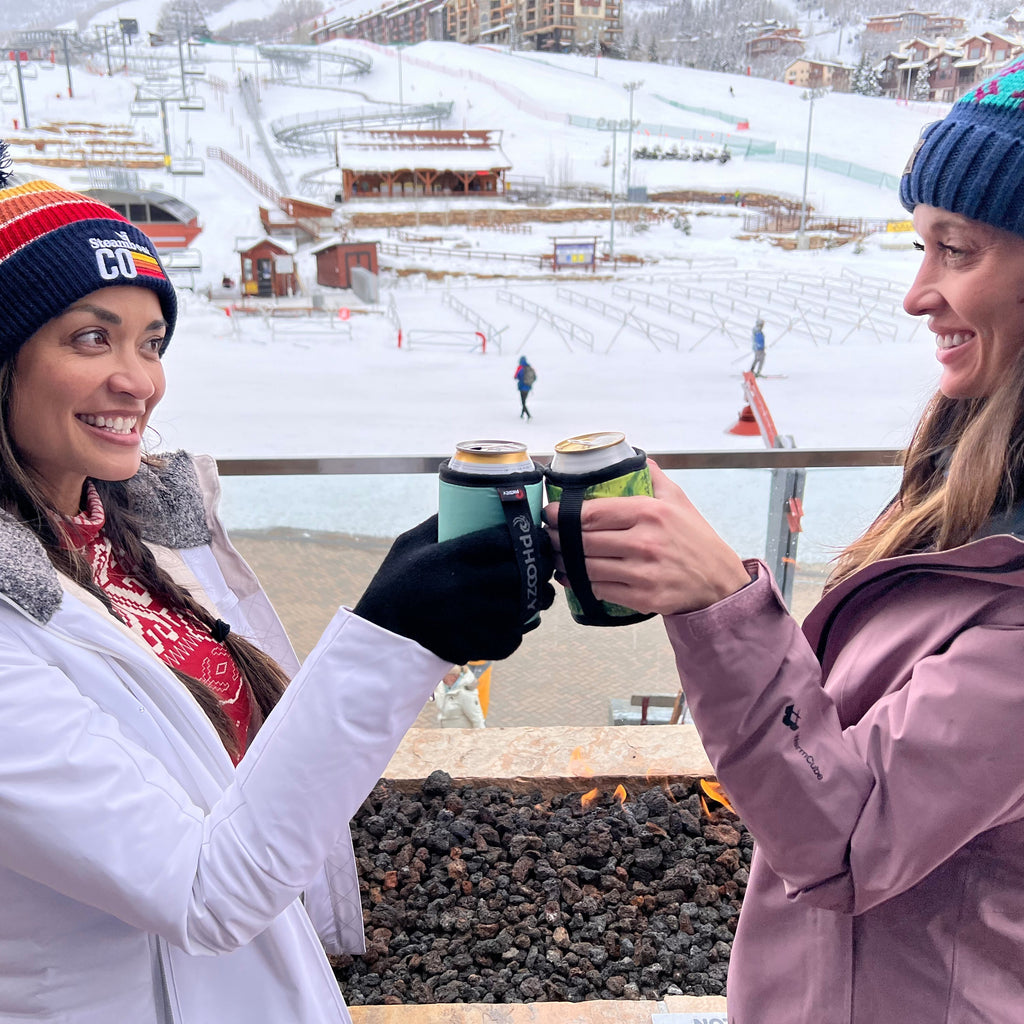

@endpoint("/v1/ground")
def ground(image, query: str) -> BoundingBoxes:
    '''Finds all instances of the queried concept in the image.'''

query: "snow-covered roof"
[872,9,936,17]
[311,235,349,254]
[83,188,199,222]
[338,146,512,172]
[235,235,297,254]
[784,57,852,71]
[336,130,512,172]
[384,0,436,20]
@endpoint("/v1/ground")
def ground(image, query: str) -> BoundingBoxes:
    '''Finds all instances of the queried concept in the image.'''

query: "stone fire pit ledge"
[382,724,714,796]
[350,994,728,1023]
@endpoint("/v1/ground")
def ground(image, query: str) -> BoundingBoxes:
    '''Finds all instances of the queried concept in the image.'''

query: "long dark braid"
[0,363,287,760]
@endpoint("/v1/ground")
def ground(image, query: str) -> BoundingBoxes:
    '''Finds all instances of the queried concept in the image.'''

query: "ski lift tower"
[132,79,206,175]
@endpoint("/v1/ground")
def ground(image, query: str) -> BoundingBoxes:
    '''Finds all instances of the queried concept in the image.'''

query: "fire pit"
[334,726,736,1019]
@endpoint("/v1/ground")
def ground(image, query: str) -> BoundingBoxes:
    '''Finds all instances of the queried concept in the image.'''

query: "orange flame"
[580,787,600,809]
[613,784,627,806]
[569,746,594,778]
[699,778,735,815]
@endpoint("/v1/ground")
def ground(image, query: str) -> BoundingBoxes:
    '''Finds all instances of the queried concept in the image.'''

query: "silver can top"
[449,439,535,475]
[550,431,634,474]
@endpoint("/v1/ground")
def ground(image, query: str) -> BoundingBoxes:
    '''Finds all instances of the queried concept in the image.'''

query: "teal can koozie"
[438,440,545,622]
[544,431,655,627]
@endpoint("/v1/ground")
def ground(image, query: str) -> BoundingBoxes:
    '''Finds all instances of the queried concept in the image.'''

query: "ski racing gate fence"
[389,291,504,354]
[224,305,354,346]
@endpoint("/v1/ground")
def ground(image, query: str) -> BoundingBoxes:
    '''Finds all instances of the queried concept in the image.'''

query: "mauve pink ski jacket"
[664,533,1024,1024]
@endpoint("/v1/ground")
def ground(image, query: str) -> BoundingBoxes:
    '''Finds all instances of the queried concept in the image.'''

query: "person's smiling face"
[8,286,167,515]
[904,205,1024,400]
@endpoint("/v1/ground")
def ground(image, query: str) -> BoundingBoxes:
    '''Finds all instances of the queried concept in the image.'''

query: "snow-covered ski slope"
[4,31,947,549]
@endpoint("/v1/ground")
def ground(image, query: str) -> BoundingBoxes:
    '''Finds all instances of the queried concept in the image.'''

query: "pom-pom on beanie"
[0,147,177,359]
[900,56,1024,238]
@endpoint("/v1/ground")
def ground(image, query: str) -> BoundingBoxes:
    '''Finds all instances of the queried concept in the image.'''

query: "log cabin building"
[335,128,511,201]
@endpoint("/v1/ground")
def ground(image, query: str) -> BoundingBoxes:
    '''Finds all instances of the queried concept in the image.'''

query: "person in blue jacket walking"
[750,319,766,376]
[514,355,536,419]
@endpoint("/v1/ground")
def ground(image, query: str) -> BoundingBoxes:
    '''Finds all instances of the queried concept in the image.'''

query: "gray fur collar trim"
[0,450,211,624]
[128,451,212,551]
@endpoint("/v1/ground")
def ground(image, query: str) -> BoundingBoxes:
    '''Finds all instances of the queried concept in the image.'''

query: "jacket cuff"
[665,559,779,641]
[342,606,453,674]
[662,559,803,716]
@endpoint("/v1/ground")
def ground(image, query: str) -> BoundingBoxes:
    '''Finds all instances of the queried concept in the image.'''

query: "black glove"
[354,514,555,664]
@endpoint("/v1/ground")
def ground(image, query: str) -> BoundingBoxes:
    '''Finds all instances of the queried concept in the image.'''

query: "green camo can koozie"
[544,431,655,627]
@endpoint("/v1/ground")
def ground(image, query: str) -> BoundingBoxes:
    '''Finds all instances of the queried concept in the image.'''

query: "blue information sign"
[554,241,596,269]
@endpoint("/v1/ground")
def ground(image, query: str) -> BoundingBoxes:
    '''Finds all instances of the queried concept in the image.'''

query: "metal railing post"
[765,436,806,608]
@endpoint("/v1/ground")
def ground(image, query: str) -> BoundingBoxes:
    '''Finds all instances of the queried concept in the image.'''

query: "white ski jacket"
[0,452,447,1023]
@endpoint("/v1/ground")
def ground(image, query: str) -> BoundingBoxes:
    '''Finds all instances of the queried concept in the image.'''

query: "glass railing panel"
[218,473,437,536]
[215,461,902,729]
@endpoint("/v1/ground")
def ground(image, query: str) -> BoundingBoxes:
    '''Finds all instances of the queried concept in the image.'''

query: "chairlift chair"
[178,96,205,111]
[0,88,17,104]
[130,101,160,117]
[162,248,202,270]
[169,157,205,176]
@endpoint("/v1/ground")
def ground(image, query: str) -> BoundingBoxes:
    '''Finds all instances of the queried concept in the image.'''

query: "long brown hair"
[829,344,1024,586]
[0,359,287,759]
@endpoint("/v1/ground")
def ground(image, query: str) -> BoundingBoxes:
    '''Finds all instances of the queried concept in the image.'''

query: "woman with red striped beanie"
[0,151,553,1022]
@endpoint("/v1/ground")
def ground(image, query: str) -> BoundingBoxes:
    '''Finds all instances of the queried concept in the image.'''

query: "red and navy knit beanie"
[0,151,177,357]
[900,56,1024,237]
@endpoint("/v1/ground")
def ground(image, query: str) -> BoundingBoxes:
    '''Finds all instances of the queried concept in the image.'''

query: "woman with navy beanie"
[544,57,1024,1022]
[0,156,553,1021]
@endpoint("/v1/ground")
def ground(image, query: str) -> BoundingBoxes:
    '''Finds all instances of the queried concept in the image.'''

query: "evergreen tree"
[866,64,883,97]
[852,53,870,95]
[913,62,931,101]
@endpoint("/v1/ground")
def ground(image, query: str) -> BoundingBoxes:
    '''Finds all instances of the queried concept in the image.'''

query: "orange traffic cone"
[728,404,759,436]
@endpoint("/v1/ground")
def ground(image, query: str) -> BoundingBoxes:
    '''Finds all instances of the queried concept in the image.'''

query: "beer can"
[439,440,545,624]
[438,440,543,541]
[544,431,654,626]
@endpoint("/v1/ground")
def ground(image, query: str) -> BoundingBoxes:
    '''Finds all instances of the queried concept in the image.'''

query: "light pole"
[57,30,74,98]
[610,125,617,258]
[623,80,642,201]
[13,50,29,129]
[593,27,600,77]
[100,24,113,76]
[797,87,827,249]
[596,118,629,259]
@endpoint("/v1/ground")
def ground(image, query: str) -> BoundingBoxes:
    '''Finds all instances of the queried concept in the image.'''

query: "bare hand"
[543,461,751,616]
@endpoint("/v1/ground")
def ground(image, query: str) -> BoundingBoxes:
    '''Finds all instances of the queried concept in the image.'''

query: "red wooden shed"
[312,239,379,289]
[236,237,297,298]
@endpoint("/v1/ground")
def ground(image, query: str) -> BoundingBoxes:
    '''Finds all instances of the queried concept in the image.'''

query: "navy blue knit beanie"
[900,56,1024,237]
